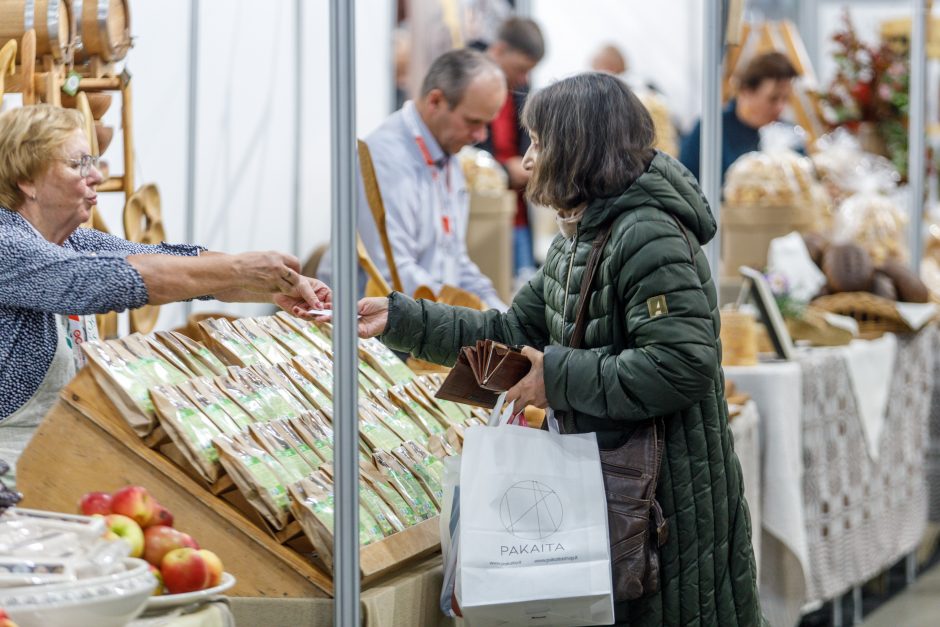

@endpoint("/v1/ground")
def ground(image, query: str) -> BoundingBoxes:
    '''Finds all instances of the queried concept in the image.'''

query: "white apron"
[0,316,76,488]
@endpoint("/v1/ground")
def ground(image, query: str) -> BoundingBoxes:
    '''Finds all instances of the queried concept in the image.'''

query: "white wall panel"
[531,0,702,131]
[104,0,391,326]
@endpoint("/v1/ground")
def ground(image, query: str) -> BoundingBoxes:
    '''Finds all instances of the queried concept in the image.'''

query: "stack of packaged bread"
[81,312,490,567]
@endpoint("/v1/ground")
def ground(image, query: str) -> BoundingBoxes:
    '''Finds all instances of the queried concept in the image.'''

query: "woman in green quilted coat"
[356,72,763,626]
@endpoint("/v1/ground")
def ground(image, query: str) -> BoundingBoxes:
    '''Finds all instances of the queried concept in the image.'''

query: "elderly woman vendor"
[0,105,330,484]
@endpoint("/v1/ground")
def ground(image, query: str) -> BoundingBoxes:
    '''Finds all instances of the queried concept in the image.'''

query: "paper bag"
[457,424,614,626]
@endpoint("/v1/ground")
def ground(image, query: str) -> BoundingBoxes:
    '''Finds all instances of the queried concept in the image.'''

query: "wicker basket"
[785,306,855,346]
[810,292,911,339]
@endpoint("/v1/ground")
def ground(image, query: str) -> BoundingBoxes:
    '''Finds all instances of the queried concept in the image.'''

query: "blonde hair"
[0,105,83,209]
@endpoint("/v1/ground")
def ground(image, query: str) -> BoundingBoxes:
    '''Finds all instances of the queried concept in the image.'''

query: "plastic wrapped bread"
[154,331,227,377]
[198,318,270,367]
[178,377,253,433]
[151,384,224,482]
[233,318,293,365]
[832,192,907,265]
[214,432,292,529]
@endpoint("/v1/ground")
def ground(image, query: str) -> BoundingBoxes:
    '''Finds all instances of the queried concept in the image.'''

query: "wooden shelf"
[96,176,125,193]
[17,368,443,597]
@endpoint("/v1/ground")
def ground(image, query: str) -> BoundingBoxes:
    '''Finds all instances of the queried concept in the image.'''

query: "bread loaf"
[878,259,929,303]
[802,232,829,268]
[823,243,874,293]
[870,271,898,300]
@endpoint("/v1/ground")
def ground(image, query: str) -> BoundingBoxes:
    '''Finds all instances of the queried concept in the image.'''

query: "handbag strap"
[569,223,615,350]
[567,219,671,547]
[358,139,404,294]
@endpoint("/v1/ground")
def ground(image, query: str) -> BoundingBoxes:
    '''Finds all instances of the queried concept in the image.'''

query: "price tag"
[61,71,81,97]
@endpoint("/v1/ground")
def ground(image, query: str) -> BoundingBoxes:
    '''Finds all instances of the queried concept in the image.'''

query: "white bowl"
[0,557,154,627]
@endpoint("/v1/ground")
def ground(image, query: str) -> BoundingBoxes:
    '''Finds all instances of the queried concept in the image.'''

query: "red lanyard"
[405,103,455,239]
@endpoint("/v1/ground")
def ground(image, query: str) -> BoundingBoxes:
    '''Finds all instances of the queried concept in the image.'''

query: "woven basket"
[810,292,910,339]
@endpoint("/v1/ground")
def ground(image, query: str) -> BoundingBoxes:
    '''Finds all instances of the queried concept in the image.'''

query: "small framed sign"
[736,266,795,361]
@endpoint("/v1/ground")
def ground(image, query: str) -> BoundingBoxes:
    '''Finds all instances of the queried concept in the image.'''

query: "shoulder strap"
[357,139,404,294]
[667,213,697,267]
[569,222,615,349]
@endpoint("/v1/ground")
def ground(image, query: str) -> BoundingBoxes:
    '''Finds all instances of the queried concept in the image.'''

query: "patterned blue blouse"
[0,208,204,420]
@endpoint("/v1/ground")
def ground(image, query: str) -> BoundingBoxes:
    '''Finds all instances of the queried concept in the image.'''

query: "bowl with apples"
[81,485,235,607]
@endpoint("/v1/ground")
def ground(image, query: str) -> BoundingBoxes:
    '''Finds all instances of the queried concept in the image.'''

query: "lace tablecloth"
[927,330,940,523]
[725,325,935,627]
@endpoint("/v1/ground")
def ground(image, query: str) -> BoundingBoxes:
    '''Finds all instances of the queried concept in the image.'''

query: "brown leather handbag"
[565,222,668,602]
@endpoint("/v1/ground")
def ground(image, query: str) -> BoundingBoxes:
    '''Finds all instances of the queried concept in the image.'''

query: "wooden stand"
[17,369,443,598]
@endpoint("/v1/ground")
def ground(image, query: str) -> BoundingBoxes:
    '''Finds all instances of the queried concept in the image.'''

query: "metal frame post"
[701,0,724,275]
[183,0,200,318]
[292,0,304,258]
[905,551,917,585]
[832,593,844,627]
[330,0,360,625]
[908,0,928,273]
[852,585,863,624]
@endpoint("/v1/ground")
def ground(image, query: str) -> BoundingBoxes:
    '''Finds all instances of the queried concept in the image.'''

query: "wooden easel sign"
[736,266,795,361]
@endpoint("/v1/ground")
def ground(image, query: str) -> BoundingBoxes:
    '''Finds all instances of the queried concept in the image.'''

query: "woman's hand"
[356,297,390,338]
[275,276,333,318]
[505,347,548,409]
[230,251,332,311]
[231,251,304,293]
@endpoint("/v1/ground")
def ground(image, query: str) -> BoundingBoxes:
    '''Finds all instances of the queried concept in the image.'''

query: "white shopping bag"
[456,408,614,626]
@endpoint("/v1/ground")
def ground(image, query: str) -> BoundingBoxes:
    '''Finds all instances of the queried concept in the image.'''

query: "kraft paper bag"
[456,422,614,626]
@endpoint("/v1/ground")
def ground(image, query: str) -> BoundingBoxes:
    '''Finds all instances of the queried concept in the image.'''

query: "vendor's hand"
[356,297,390,338]
[505,347,548,409]
[233,251,304,294]
[275,276,333,318]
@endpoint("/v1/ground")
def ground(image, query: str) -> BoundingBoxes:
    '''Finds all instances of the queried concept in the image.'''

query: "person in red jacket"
[473,17,545,279]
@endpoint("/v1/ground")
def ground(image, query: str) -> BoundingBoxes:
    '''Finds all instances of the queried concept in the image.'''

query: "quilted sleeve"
[543,217,717,421]
[380,270,550,365]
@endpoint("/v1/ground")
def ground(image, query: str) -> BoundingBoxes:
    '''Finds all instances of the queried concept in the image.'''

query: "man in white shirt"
[324,49,509,310]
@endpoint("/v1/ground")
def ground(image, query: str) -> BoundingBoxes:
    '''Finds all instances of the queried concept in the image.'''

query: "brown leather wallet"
[435,340,531,408]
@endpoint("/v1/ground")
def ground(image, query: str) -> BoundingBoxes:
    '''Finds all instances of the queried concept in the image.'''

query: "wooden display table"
[16,369,442,599]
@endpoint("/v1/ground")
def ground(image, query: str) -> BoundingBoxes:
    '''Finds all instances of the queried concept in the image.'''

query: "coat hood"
[580,151,717,245]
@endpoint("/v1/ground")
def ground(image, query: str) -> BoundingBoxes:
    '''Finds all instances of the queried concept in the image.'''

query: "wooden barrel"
[74,0,129,62]
[0,0,73,61]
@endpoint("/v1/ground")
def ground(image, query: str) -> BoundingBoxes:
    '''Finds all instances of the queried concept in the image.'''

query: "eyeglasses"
[64,154,100,178]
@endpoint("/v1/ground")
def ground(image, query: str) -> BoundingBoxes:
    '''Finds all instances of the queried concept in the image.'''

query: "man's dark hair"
[420,48,501,108]
[496,17,545,62]
[522,72,655,210]
[737,52,798,92]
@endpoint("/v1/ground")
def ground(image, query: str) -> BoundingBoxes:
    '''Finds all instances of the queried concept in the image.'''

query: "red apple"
[145,502,174,528]
[103,514,145,558]
[79,491,112,516]
[197,549,224,588]
[111,486,155,527]
[148,564,165,596]
[143,525,198,566]
[161,548,210,594]
[0,608,16,627]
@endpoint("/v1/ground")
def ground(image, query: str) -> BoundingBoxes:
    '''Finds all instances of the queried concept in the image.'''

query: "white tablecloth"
[725,326,935,627]
[725,361,806,627]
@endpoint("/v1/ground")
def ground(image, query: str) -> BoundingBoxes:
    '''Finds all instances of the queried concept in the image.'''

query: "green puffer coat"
[381,152,763,626]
